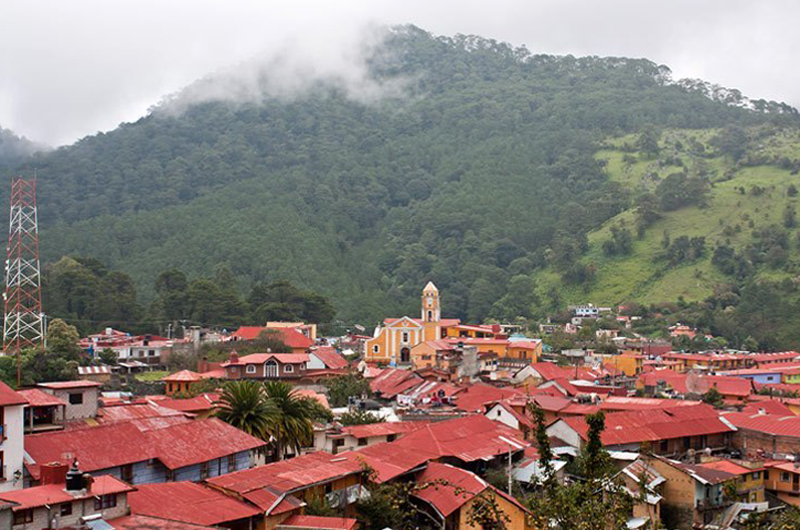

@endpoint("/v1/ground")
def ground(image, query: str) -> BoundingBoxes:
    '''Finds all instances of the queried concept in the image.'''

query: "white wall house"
[0,383,29,492]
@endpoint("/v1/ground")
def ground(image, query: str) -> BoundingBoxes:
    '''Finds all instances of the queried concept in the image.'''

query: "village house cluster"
[0,283,798,529]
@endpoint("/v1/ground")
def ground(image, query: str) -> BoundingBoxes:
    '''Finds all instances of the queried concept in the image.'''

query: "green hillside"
[534,126,800,305]
[6,26,799,329]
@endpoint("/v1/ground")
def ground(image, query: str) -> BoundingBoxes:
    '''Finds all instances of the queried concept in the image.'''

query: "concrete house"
[0,462,133,530]
[0,382,27,492]
[37,380,101,421]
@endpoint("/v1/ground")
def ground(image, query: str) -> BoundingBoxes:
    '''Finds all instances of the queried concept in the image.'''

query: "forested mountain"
[7,26,799,329]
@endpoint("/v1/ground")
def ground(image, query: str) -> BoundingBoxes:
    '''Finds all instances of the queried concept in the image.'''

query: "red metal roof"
[370,368,423,399]
[723,411,800,438]
[17,388,66,407]
[223,353,310,366]
[129,481,261,526]
[342,421,428,439]
[38,380,102,390]
[280,515,358,530]
[599,396,703,412]
[638,372,753,397]
[342,441,433,483]
[154,394,221,413]
[309,347,349,370]
[162,370,202,382]
[414,462,527,518]
[529,362,571,382]
[393,415,528,463]
[697,459,761,476]
[206,452,363,514]
[231,326,314,349]
[741,399,794,416]
[449,383,523,412]
[108,515,217,529]
[97,402,192,424]
[25,418,266,479]
[0,475,133,510]
[0,381,29,407]
[293,389,330,409]
[561,404,734,446]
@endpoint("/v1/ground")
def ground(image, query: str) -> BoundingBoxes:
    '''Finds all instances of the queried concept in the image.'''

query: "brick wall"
[732,428,800,455]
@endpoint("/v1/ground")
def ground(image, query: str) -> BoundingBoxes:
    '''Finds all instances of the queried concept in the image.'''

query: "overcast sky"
[1,0,798,146]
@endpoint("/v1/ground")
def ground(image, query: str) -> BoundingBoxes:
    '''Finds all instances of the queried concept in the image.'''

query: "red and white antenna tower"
[3,178,44,384]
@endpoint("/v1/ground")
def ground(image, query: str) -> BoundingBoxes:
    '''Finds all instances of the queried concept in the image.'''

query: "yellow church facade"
[366,282,451,366]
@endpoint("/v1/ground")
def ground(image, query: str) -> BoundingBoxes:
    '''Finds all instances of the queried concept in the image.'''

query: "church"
[365,282,459,366]
[365,282,458,366]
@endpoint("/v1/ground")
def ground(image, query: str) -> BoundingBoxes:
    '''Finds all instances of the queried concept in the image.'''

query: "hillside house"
[205,452,366,530]
[0,383,27,492]
[128,481,262,529]
[222,351,310,380]
[546,404,735,456]
[24,417,265,486]
[0,462,133,530]
[37,380,101,421]
[412,462,533,530]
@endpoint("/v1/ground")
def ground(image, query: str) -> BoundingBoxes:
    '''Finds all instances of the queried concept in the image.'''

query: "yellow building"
[599,353,644,377]
[365,282,454,366]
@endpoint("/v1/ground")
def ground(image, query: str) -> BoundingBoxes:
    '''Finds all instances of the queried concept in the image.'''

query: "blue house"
[23,417,265,486]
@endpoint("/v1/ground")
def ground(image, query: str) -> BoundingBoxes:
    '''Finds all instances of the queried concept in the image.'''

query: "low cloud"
[1,1,798,146]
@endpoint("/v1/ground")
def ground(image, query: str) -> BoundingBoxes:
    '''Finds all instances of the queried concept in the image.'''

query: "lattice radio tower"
[2,178,44,385]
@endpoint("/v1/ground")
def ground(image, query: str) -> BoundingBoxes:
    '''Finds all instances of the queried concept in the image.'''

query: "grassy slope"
[534,127,800,306]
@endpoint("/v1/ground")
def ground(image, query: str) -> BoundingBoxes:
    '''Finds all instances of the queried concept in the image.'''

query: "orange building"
[162,370,202,396]
[365,283,458,366]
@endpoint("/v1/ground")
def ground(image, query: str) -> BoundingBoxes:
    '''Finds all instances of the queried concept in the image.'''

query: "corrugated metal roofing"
[24,417,265,479]
[17,388,66,407]
[279,515,358,530]
[561,404,734,446]
[723,411,800,438]
[129,481,261,525]
[0,475,133,510]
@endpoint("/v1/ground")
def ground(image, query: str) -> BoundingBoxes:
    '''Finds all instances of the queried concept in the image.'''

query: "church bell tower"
[421,281,440,323]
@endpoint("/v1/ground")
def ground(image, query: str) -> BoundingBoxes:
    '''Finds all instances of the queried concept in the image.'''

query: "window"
[427,311,433,321]
[660,440,668,452]
[764,470,769,480]
[782,472,792,483]
[148,350,155,356]
[372,345,379,354]
[13,509,32,525]
[94,494,117,510]
[402,332,409,343]
[121,464,133,483]
[387,434,397,442]
[246,365,256,374]
[752,472,760,480]
[60,503,72,516]
[200,462,209,480]
[69,393,83,405]
[358,438,367,446]
[228,454,237,472]
[325,483,333,494]
[284,364,294,373]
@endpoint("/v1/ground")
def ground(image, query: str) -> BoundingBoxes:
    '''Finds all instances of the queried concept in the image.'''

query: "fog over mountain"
[1,0,799,146]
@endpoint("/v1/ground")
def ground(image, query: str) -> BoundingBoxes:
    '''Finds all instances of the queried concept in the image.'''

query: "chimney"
[229,350,239,364]
[40,462,69,485]
[65,461,84,492]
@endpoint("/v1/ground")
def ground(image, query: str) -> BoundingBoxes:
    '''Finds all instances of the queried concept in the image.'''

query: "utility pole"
[2,178,44,386]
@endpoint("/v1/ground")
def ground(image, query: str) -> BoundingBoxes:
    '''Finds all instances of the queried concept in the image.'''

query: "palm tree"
[262,381,316,459]
[216,380,276,440]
